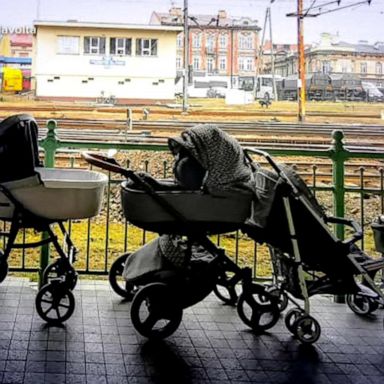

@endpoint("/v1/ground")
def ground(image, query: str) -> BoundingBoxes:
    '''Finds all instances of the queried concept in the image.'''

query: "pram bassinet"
[0,114,107,324]
[0,167,106,220]
[121,180,252,234]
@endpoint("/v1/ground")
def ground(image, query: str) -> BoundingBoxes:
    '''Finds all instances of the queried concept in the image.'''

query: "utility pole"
[182,0,189,113]
[297,0,306,122]
[255,3,277,101]
[255,8,268,98]
[268,8,277,101]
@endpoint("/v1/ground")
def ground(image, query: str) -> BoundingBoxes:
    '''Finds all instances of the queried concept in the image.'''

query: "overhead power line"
[287,0,373,17]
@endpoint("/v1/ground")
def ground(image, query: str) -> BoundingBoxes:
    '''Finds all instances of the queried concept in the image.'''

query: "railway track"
[32,117,384,187]
[0,104,381,119]
[34,118,384,153]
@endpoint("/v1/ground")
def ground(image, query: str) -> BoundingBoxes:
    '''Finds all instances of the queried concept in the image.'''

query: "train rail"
[33,118,384,154]
[31,118,384,187]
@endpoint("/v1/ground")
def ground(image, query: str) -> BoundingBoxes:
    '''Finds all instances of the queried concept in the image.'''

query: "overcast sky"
[0,0,383,44]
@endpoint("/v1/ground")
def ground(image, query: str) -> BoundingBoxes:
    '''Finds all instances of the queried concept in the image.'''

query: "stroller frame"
[0,182,79,324]
[245,148,384,343]
[83,152,282,339]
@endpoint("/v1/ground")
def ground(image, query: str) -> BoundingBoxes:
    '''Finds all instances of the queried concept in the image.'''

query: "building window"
[376,62,382,75]
[57,36,80,54]
[207,57,214,73]
[192,33,201,48]
[219,34,227,49]
[239,34,253,50]
[176,57,182,69]
[360,62,367,74]
[177,33,183,48]
[219,56,227,71]
[110,38,131,55]
[245,57,253,71]
[193,56,200,70]
[136,39,158,56]
[239,57,253,71]
[84,36,106,55]
[322,61,331,74]
[207,35,215,50]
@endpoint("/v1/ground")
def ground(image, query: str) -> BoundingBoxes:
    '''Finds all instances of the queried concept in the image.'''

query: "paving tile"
[0,277,383,383]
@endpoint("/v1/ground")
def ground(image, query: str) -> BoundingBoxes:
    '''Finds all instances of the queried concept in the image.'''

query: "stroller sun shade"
[0,114,42,183]
[168,124,253,193]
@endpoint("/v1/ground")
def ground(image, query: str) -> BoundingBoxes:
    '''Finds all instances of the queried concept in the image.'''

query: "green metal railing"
[6,119,384,283]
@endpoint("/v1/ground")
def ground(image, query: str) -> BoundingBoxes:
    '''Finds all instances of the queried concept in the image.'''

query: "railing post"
[39,120,60,287]
[329,129,349,303]
[42,119,60,168]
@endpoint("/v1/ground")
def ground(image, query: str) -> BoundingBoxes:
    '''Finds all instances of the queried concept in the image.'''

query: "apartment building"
[150,7,261,89]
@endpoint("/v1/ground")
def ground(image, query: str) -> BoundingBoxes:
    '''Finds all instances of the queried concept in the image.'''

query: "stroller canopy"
[0,114,42,183]
[168,124,253,193]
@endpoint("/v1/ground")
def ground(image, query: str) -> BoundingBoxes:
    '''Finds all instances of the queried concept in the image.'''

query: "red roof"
[10,34,33,47]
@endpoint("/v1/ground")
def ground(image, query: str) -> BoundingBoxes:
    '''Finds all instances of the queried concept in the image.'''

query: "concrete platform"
[0,277,383,384]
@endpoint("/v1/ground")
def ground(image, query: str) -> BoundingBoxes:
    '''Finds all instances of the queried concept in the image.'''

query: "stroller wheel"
[0,258,8,283]
[285,308,305,334]
[42,260,77,290]
[265,287,289,312]
[213,269,239,305]
[293,315,321,344]
[131,282,183,339]
[35,282,75,324]
[109,253,136,300]
[346,293,379,315]
[237,284,280,333]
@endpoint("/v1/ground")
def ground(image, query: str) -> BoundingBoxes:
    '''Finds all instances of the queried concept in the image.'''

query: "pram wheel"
[265,287,289,312]
[131,282,183,339]
[237,284,280,333]
[109,253,136,300]
[213,268,239,305]
[293,315,321,344]
[346,293,379,315]
[0,258,8,283]
[43,260,77,290]
[285,308,305,334]
[35,282,75,324]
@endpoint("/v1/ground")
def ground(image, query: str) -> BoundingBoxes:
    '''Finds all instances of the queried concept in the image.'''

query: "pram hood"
[0,114,42,183]
[168,124,253,194]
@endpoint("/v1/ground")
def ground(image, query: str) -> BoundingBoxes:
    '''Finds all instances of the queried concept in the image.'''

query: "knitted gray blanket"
[168,123,254,194]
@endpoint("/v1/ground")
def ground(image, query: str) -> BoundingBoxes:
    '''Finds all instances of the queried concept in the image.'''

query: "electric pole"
[183,0,189,113]
[255,8,268,98]
[268,8,277,101]
[297,0,306,122]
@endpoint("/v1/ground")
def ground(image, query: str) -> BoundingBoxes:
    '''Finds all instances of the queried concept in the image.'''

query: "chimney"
[169,7,183,17]
[218,10,227,19]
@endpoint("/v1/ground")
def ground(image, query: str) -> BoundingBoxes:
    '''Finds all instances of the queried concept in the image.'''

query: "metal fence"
[6,120,384,280]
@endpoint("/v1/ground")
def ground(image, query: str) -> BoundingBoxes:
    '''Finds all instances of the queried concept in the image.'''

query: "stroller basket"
[0,167,107,220]
[121,181,253,234]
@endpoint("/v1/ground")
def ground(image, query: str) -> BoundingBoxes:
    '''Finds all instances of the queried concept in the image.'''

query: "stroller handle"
[326,216,363,244]
[244,147,281,174]
[82,152,134,178]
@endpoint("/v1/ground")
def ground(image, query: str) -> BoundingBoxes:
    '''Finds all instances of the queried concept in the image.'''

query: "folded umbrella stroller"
[242,148,384,343]
[0,114,107,324]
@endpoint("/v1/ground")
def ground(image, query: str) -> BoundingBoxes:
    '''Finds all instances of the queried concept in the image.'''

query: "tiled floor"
[0,277,383,384]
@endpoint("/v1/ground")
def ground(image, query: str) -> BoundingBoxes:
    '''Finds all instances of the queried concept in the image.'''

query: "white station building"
[33,20,182,103]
